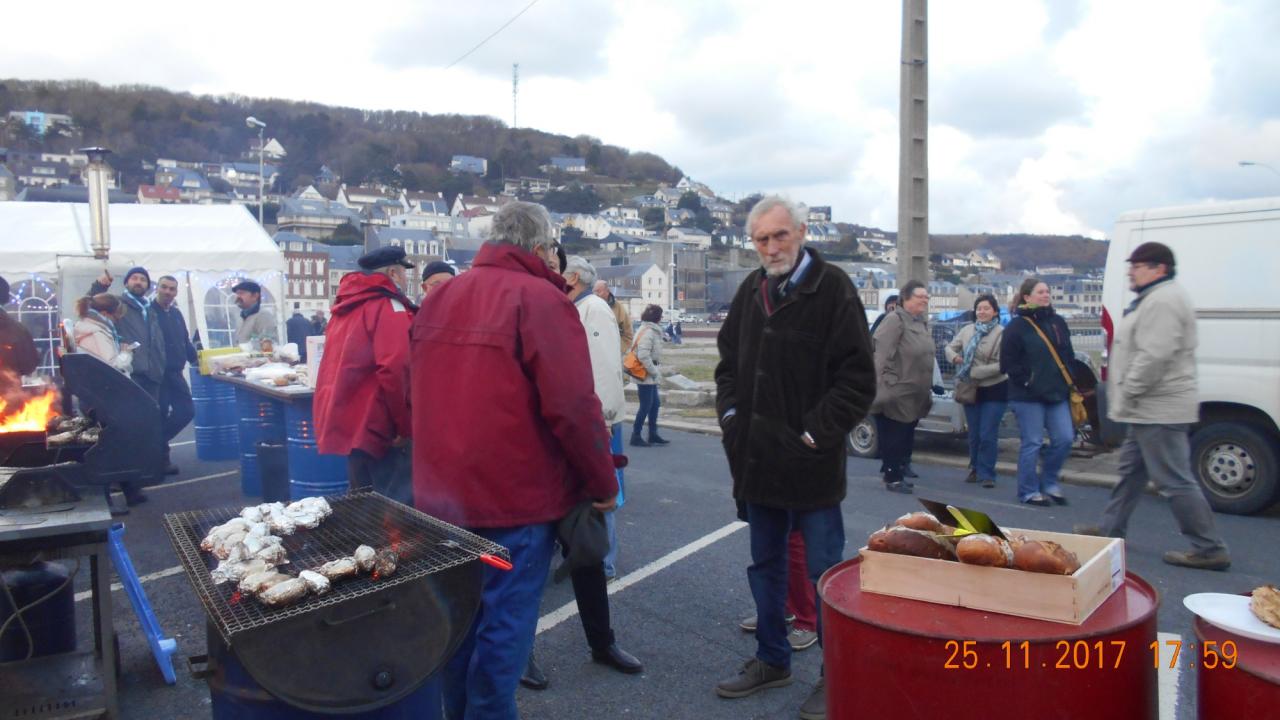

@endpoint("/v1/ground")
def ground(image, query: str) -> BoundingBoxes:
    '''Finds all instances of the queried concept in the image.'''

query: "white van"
[1098,197,1280,514]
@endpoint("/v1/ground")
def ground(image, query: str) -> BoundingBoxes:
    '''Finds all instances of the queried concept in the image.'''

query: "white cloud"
[1,0,1277,237]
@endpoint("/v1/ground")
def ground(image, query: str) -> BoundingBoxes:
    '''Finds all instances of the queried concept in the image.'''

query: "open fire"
[0,385,60,434]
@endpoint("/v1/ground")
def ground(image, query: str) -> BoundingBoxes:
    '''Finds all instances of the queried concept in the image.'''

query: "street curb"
[628,415,1122,490]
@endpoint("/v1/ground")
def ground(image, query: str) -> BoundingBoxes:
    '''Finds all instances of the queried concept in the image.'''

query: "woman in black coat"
[999,278,1074,507]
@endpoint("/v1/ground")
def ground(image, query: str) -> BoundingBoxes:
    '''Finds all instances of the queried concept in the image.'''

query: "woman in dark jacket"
[999,278,1074,506]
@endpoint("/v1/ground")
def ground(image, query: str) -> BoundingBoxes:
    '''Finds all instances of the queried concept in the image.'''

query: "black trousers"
[875,414,919,483]
[158,370,195,447]
[564,549,614,652]
[126,373,163,496]
[347,446,413,506]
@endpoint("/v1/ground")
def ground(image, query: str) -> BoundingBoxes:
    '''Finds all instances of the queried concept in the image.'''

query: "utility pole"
[512,63,519,129]
[897,0,929,285]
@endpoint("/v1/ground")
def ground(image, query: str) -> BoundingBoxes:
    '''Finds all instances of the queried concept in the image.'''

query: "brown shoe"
[715,657,791,699]
[799,677,826,720]
[1163,550,1231,571]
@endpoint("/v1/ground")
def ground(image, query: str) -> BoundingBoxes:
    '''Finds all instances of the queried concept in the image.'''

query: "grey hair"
[490,201,555,252]
[564,255,597,287]
[745,195,807,241]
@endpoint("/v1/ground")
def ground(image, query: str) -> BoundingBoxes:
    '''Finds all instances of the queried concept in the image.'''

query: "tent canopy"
[0,202,285,275]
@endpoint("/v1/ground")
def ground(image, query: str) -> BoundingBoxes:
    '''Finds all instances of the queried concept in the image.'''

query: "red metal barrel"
[818,557,1159,720]
[1194,615,1280,716]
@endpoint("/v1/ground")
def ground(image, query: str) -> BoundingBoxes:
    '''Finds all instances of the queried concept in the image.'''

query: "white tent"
[0,202,287,373]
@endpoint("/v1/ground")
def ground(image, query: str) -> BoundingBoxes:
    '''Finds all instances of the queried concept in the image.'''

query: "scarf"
[956,318,999,381]
[124,290,149,322]
[87,309,122,350]
[240,301,261,320]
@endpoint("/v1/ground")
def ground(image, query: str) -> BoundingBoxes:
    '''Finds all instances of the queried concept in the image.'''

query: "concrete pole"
[897,0,930,286]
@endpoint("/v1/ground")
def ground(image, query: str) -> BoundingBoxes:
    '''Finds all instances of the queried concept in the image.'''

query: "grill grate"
[164,491,508,643]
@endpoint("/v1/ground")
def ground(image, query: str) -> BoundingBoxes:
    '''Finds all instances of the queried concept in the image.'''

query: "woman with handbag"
[945,294,1008,489]
[630,304,667,447]
[999,278,1076,506]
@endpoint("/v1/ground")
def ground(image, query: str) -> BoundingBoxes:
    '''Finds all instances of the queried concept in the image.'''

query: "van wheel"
[848,418,879,458]
[1190,422,1279,515]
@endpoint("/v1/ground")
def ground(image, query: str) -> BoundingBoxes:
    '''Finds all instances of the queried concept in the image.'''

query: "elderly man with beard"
[714,196,876,720]
[314,246,417,504]
[410,201,618,720]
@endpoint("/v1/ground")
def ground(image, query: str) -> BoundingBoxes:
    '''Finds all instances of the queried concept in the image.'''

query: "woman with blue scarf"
[945,294,1007,488]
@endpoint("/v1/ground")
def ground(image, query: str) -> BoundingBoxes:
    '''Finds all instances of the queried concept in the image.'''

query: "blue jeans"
[604,423,623,577]
[1009,400,1072,501]
[633,384,660,436]
[745,503,845,670]
[443,523,556,720]
[963,400,1007,482]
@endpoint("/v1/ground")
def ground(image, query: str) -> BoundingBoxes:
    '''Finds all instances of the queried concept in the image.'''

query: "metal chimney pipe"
[79,147,113,260]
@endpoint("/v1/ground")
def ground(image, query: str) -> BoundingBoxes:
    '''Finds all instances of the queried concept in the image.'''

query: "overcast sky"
[4,0,1278,237]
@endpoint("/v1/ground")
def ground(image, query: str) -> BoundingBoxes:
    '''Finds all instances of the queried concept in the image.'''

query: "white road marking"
[74,565,186,603]
[171,440,195,447]
[1157,631,1182,720]
[536,520,748,634]
[149,470,237,491]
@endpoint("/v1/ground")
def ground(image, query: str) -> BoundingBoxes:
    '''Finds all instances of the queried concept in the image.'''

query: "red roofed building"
[138,184,181,204]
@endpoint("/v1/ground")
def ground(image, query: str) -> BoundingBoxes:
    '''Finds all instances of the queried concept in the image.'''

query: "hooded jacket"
[314,272,416,459]
[409,242,618,528]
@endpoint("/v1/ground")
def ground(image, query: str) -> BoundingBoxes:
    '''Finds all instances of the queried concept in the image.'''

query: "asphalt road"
[47,426,1277,719]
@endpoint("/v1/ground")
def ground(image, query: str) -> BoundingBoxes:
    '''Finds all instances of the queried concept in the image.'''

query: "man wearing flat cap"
[419,260,455,300]
[1076,241,1231,571]
[314,245,418,503]
[231,279,278,346]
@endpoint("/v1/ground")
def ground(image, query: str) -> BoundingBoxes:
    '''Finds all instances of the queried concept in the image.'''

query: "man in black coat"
[153,275,198,475]
[286,304,315,362]
[713,196,876,719]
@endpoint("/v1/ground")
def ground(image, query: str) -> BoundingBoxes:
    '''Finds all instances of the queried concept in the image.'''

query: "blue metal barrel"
[189,368,239,461]
[283,401,347,500]
[235,389,285,497]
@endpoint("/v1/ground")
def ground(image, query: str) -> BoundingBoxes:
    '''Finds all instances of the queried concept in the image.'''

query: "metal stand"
[0,493,117,719]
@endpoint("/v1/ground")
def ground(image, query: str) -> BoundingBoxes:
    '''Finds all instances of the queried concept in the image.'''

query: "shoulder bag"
[1025,319,1088,427]
[622,328,648,380]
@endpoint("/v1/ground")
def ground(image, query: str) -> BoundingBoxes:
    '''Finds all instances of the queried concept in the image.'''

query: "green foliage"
[541,183,602,214]
[330,223,365,245]
[559,226,597,255]
[677,191,703,212]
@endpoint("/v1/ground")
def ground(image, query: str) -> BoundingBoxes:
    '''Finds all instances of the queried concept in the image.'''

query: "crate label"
[1109,543,1124,591]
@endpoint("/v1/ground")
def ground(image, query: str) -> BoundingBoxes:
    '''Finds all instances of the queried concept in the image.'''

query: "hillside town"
[0,110,1103,326]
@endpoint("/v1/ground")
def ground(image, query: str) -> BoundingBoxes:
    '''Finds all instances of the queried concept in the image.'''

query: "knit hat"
[124,266,151,289]
[421,260,456,279]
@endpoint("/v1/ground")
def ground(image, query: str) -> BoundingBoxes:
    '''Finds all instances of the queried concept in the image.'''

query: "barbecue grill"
[165,491,509,715]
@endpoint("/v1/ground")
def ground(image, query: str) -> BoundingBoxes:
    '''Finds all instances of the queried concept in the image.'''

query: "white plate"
[1183,593,1280,644]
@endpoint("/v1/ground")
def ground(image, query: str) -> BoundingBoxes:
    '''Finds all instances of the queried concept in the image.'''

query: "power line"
[444,0,541,70]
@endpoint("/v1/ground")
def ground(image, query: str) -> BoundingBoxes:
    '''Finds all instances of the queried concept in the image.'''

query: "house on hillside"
[137,184,181,204]
[666,226,712,249]
[371,226,446,294]
[7,110,74,136]
[449,155,488,175]
[336,184,400,212]
[316,243,365,303]
[631,194,665,210]
[155,167,213,204]
[562,213,612,240]
[598,263,668,317]
[247,138,287,162]
[607,217,650,238]
[653,186,682,206]
[675,175,716,199]
[808,206,832,222]
[602,205,640,221]
[503,176,551,195]
[451,194,510,217]
[600,233,651,254]
[221,162,279,192]
[705,201,733,225]
[940,253,971,268]
[716,227,747,249]
[544,156,587,174]
[316,165,340,185]
[805,222,841,243]
[928,280,960,313]
[277,196,363,240]
[665,207,694,226]
[967,248,1001,271]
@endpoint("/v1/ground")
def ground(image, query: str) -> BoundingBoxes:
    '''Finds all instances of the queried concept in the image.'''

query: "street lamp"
[1238,160,1280,182]
[246,116,267,225]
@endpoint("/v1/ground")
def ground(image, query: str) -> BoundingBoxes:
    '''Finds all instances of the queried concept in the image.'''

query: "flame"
[0,386,60,433]
[230,591,243,605]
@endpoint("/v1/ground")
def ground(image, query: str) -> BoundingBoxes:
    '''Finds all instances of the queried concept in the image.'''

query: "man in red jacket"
[314,246,417,504]
[410,201,618,720]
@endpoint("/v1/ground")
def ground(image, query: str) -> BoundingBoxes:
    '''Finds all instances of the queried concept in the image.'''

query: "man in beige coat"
[1077,242,1230,570]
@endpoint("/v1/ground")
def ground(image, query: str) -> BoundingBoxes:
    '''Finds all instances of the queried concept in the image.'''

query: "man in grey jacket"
[232,280,278,346]
[1076,242,1230,571]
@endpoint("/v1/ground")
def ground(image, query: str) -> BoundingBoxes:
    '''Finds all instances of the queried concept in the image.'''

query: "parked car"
[1095,197,1280,515]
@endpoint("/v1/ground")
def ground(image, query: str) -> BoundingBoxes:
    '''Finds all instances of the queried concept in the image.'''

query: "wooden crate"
[859,527,1125,625]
